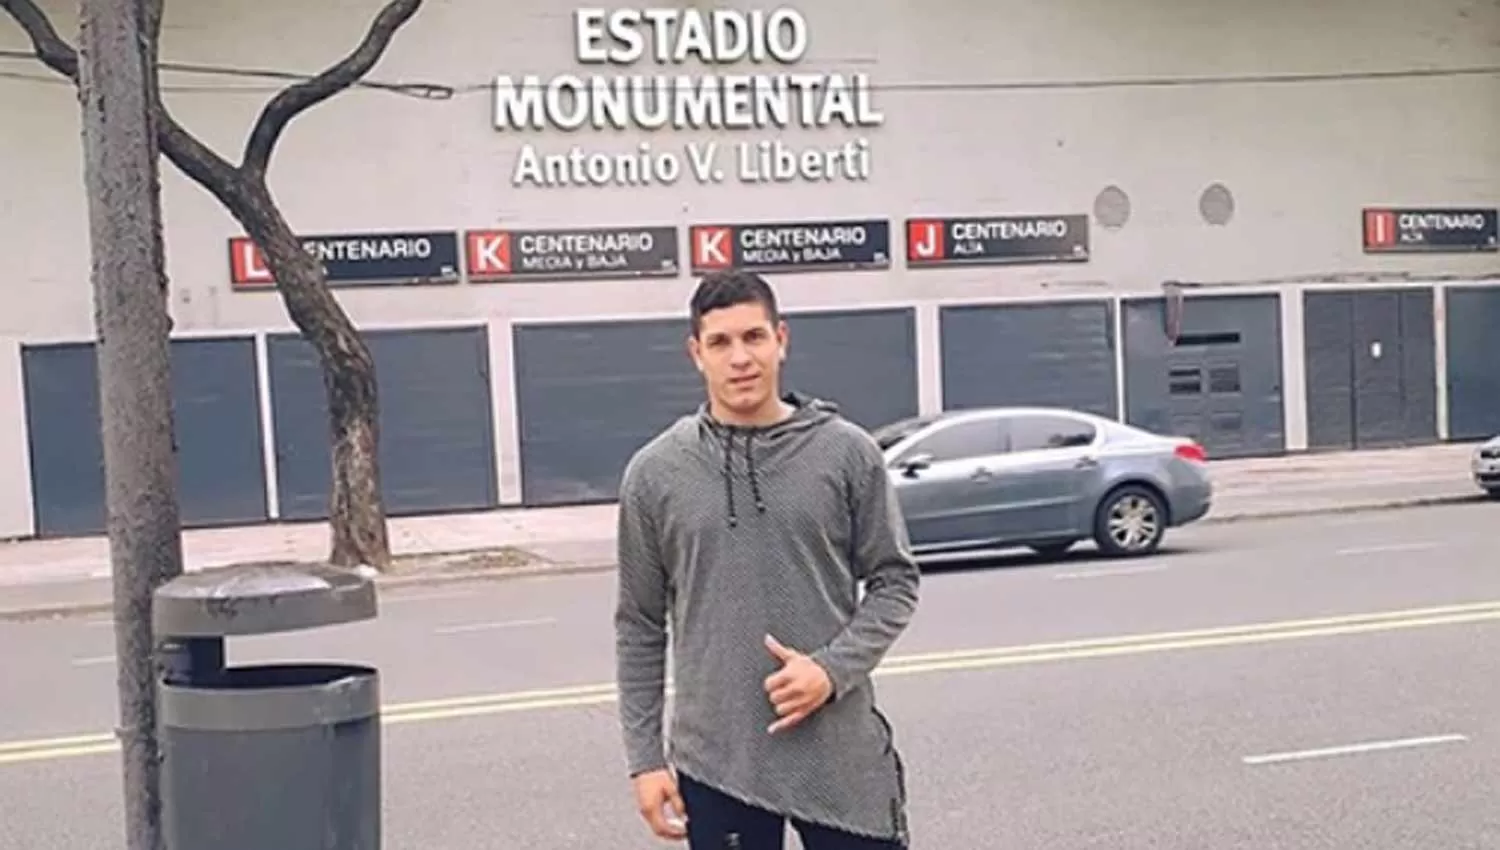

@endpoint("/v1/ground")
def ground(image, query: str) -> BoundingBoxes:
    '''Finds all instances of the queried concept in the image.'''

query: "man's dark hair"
[689,269,780,337]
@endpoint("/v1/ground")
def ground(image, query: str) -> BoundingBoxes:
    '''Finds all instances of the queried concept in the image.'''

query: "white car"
[1472,435,1500,498]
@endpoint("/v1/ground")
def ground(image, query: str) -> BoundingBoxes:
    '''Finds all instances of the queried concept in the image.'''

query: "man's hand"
[632,767,688,840]
[763,634,834,734]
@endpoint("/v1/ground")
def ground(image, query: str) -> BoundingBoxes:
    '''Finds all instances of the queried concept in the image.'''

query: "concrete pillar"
[488,318,523,506]
[0,338,36,539]
[1278,288,1309,452]
[915,302,943,416]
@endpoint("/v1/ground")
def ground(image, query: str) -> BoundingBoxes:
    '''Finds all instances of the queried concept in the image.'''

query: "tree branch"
[0,0,78,79]
[240,0,423,176]
[1,0,242,193]
[157,103,245,193]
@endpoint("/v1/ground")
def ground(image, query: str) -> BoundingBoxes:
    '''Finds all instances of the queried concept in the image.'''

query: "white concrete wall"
[1,0,1496,341]
[2,0,1496,526]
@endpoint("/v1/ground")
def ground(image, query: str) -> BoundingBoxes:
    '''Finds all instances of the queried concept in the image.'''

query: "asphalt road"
[1,501,1498,849]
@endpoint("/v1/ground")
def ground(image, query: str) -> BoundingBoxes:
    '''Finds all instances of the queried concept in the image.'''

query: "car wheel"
[1093,485,1167,557]
[1486,488,1500,501]
[1028,541,1077,559]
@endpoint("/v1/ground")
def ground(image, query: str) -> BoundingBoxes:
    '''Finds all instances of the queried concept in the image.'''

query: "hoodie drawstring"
[744,432,765,515]
[721,428,738,527]
[720,426,767,528]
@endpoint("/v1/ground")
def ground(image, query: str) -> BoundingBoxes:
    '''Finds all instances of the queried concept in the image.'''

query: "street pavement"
[0,441,1487,618]
[1,500,1498,849]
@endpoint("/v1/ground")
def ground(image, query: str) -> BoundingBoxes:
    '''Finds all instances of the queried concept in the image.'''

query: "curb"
[1197,492,1482,525]
[0,602,115,622]
[0,557,619,623]
[0,492,1486,622]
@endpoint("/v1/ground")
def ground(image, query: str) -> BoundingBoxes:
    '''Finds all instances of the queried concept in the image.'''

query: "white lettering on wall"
[305,237,434,262]
[494,73,882,132]
[500,7,880,188]
[511,141,685,187]
[572,8,808,65]
[1398,212,1488,230]
[237,242,271,281]
[739,224,867,250]
[951,219,1070,241]
[516,230,655,255]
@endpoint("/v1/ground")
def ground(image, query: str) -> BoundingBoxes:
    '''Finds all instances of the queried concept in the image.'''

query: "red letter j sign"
[907,220,944,262]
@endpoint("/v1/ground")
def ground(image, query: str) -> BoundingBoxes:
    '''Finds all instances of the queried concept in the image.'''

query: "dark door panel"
[1123,294,1284,458]
[23,337,268,537]
[942,301,1118,418]
[1398,290,1437,444]
[1304,288,1438,451]
[1445,286,1500,439]
[514,309,919,507]
[268,326,498,520]
[1352,291,1405,448]
[1303,292,1354,451]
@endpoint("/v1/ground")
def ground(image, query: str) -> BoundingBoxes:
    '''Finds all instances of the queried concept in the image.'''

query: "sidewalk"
[0,442,1486,617]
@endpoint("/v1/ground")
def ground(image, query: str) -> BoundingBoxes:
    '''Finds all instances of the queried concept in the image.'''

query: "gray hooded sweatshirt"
[613,392,921,843]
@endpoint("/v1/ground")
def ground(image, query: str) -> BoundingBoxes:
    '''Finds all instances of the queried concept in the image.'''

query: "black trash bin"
[153,563,381,850]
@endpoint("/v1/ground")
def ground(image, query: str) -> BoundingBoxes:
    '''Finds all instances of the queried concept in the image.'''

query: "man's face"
[688,301,788,418]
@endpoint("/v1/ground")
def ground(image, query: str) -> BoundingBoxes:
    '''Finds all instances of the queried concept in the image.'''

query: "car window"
[1009,414,1097,452]
[902,417,1008,463]
[871,415,938,451]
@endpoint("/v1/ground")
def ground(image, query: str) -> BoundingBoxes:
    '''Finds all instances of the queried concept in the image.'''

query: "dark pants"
[678,772,907,850]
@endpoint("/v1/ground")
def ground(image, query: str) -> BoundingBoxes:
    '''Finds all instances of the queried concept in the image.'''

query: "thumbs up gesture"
[763,634,834,734]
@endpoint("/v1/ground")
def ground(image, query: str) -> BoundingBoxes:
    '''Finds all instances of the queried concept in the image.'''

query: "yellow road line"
[880,598,1500,666]
[874,608,1500,678]
[0,742,120,766]
[3,599,1496,767]
[0,732,118,754]
[389,682,618,713]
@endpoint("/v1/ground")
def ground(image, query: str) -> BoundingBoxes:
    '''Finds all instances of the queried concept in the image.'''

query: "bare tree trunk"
[3,0,424,571]
[226,183,389,567]
[77,0,182,847]
[327,359,386,566]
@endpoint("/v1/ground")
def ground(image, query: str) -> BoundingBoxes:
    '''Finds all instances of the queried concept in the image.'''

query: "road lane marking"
[4,598,1498,767]
[0,733,119,754]
[1242,733,1468,766]
[432,617,556,635]
[1335,542,1441,557]
[1053,564,1168,580]
[69,655,114,667]
[871,608,1500,679]
[884,598,1500,667]
[0,741,121,764]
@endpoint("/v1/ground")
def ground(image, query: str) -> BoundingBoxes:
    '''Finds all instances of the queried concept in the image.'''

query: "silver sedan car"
[873,406,1214,561]
[1472,434,1500,497]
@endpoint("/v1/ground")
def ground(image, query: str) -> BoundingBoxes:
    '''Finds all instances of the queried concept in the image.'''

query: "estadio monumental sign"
[493,8,883,188]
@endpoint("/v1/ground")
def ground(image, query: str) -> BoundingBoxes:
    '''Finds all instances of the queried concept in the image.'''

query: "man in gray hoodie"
[614,269,922,849]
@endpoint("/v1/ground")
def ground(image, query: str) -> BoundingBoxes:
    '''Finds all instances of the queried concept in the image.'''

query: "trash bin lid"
[153,563,377,637]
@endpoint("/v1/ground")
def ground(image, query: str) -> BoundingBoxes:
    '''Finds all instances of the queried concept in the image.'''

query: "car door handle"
[1074,456,1099,469]
[970,467,994,481]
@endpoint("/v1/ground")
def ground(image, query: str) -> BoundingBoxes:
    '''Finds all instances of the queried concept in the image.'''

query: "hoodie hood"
[694,391,840,527]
